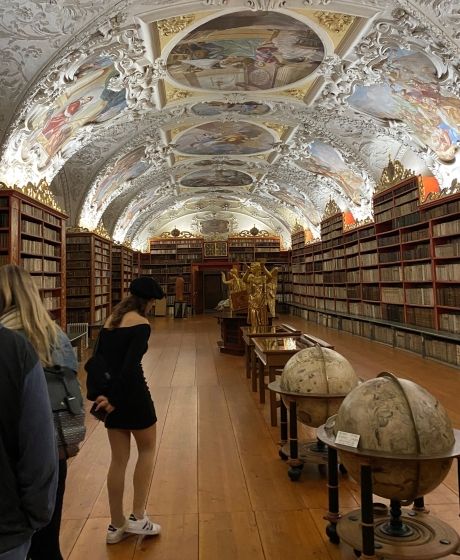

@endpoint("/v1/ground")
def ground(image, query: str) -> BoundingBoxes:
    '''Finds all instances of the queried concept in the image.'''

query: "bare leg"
[107,429,131,527]
[131,424,157,518]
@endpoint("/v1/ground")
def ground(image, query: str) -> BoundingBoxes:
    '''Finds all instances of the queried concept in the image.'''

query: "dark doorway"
[203,272,224,312]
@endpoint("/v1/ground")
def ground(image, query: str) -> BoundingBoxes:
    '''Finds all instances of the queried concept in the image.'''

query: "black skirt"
[105,377,157,430]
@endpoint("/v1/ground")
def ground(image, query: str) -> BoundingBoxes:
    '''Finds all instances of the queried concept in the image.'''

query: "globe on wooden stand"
[268,345,359,481]
[317,372,460,559]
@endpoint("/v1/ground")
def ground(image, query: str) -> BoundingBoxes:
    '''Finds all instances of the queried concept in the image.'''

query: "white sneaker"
[127,513,161,536]
[106,522,128,544]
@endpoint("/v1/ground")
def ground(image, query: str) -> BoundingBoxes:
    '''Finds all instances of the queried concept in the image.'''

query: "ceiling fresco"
[180,169,253,187]
[165,11,325,92]
[348,48,460,163]
[0,1,459,249]
[174,121,275,156]
[190,101,271,116]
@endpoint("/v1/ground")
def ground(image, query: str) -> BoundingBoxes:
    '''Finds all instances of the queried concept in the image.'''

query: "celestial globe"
[280,346,359,428]
[333,372,455,501]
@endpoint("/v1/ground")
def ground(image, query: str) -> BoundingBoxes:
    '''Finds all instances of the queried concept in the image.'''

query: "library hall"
[1,1,460,559]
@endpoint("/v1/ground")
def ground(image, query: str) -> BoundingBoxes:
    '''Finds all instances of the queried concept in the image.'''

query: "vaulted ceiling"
[1,0,459,248]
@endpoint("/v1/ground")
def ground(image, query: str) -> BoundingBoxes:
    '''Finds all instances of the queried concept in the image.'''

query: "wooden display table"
[215,312,248,355]
[241,324,302,391]
[253,336,301,426]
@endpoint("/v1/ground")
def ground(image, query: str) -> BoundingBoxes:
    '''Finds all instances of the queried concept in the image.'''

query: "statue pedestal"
[215,312,248,355]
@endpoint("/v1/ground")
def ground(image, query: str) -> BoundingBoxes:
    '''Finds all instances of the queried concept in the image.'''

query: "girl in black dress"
[93,277,164,544]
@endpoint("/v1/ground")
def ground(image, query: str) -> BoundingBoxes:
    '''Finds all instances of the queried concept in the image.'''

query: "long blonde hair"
[0,264,58,366]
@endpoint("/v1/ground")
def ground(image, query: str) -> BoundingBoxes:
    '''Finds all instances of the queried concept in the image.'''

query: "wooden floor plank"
[223,382,305,512]
[147,386,198,515]
[67,518,137,559]
[198,385,252,513]
[132,514,198,560]
[199,512,265,560]
[256,509,334,560]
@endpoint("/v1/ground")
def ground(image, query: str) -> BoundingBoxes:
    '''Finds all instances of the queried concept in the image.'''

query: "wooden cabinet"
[0,188,67,326]
[66,231,111,326]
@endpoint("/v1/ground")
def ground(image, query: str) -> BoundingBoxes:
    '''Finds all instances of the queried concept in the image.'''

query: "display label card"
[335,431,360,448]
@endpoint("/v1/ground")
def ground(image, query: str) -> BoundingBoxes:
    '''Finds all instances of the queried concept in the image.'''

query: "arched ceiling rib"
[0,0,460,249]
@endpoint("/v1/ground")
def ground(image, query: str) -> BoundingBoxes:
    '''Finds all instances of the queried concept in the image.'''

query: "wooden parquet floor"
[62,314,460,559]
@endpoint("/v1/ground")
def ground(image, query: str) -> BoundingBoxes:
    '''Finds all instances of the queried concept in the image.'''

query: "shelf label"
[335,431,360,448]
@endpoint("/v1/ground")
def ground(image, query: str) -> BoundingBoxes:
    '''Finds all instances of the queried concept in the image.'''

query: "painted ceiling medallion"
[174,121,275,155]
[180,169,253,188]
[166,11,324,92]
[191,101,271,116]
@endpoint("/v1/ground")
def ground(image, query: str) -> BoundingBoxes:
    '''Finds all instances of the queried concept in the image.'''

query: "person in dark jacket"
[0,325,58,560]
[0,264,79,560]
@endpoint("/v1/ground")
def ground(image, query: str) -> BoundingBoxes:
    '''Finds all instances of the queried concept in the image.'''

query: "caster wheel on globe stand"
[326,523,340,544]
[288,465,303,481]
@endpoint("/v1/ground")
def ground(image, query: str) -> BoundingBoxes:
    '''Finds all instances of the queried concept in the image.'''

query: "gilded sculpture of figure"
[221,266,247,311]
[267,266,279,318]
[242,262,277,326]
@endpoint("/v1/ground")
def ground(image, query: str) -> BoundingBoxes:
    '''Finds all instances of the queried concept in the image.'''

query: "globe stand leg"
[287,401,303,480]
[380,500,413,538]
[311,438,326,453]
[324,447,341,544]
[279,398,288,445]
[360,465,377,559]
[412,496,429,514]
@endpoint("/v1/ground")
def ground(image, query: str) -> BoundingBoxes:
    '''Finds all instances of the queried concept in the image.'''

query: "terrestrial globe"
[279,346,359,428]
[333,372,455,501]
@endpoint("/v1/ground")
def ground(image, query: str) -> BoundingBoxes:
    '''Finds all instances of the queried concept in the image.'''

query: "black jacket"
[0,326,58,553]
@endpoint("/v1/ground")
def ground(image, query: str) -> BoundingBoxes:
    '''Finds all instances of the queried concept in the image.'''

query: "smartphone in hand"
[90,402,108,422]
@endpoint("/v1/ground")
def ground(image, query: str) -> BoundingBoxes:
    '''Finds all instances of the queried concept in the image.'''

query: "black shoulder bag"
[84,330,111,401]
[44,365,86,458]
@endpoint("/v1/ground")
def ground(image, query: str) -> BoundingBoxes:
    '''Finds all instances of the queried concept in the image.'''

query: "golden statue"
[242,262,277,327]
[267,266,279,319]
[221,266,247,311]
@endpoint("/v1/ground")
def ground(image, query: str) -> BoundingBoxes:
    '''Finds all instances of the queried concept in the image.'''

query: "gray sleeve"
[51,328,78,372]
[17,360,58,529]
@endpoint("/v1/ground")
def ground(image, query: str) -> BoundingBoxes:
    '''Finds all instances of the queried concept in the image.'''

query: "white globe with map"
[280,346,359,427]
[334,373,455,500]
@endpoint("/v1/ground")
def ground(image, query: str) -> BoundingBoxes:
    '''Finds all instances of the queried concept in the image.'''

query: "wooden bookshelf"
[112,244,134,306]
[289,177,460,367]
[0,188,67,326]
[139,237,204,306]
[66,231,112,326]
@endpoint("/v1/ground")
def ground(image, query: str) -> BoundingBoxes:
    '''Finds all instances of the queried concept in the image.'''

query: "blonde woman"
[92,276,164,544]
[0,264,78,560]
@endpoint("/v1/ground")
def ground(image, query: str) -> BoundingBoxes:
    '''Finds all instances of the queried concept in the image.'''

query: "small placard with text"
[335,431,360,448]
